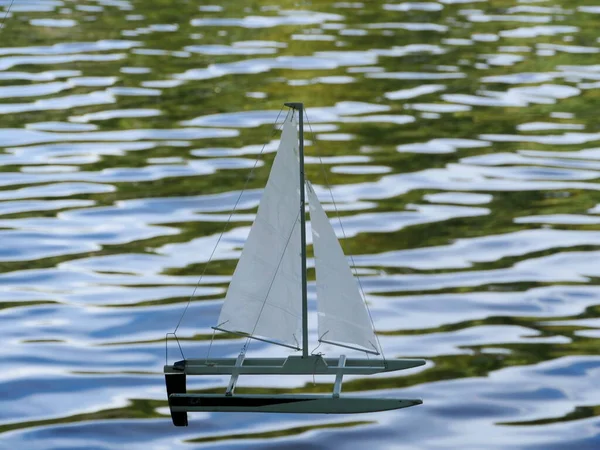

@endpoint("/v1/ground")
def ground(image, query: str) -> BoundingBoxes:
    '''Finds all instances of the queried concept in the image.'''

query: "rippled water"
[2,0,600,448]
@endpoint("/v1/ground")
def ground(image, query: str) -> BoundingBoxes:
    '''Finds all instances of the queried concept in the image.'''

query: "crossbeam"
[332,355,346,399]
[225,352,245,396]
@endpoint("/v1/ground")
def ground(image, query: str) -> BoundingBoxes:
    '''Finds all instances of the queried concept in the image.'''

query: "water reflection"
[1,0,600,448]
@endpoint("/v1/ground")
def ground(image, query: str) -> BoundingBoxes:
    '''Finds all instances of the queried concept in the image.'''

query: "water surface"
[1,0,600,448]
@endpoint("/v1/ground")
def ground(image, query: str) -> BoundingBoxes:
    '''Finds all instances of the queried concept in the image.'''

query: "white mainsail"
[216,116,302,348]
[306,181,379,355]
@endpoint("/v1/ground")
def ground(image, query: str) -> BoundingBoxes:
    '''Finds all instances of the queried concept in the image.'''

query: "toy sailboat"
[164,103,425,426]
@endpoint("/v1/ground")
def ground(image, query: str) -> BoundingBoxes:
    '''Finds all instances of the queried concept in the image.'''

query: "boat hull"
[165,356,426,375]
[169,393,422,414]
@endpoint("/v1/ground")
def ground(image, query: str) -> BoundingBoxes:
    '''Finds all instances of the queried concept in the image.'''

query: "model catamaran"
[164,103,425,426]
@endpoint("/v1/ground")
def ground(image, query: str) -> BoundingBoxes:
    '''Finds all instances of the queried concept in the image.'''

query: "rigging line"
[172,106,289,335]
[165,332,185,364]
[205,328,217,363]
[311,332,326,355]
[303,109,387,367]
[205,320,227,363]
[0,0,15,34]
[243,207,302,355]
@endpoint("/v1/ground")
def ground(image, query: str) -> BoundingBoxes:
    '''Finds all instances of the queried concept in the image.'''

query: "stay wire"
[303,109,387,367]
[0,0,15,34]
[170,106,288,341]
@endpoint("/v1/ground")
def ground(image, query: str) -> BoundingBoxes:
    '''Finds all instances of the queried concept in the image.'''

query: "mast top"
[284,102,304,110]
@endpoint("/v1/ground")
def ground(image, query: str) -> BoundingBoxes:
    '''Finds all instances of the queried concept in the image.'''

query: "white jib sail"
[216,116,302,348]
[306,181,379,354]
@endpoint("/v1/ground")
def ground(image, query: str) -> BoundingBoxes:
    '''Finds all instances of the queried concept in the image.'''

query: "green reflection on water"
[500,405,600,426]
[186,420,373,444]
[0,399,167,434]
